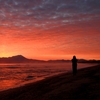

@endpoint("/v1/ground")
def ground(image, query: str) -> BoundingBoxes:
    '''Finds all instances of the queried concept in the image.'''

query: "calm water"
[0,62,95,91]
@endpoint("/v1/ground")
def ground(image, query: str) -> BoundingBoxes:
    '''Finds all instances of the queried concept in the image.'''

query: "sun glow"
[0,52,11,58]
[0,0,100,60]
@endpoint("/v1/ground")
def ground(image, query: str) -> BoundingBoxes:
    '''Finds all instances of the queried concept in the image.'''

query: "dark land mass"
[0,55,100,63]
[0,65,100,100]
[0,55,45,63]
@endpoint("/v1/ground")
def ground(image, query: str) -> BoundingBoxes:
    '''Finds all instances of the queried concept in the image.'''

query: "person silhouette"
[72,56,78,75]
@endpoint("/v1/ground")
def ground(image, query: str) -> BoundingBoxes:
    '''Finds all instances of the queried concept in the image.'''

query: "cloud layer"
[0,0,100,28]
[0,0,100,59]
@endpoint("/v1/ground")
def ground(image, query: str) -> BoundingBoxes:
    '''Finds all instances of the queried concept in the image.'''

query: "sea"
[0,62,96,91]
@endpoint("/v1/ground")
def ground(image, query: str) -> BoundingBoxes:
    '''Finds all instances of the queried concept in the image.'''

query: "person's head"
[73,56,76,59]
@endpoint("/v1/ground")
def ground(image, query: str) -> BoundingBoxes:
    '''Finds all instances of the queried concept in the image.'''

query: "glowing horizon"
[0,0,100,60]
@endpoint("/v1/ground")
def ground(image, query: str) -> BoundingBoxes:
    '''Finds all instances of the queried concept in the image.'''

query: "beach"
[0,64,100,100]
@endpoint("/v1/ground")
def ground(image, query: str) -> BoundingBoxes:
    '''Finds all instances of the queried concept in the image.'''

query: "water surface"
[0,62,96,91]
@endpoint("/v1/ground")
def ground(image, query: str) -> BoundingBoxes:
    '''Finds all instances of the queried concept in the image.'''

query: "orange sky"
[0,0,100,60]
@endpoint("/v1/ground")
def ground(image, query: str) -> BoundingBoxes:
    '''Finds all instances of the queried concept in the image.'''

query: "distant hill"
[0,55,70,63]
[0,55,44,63]
[0,55,99,63]
[48,59,100,63]
[78,59,100,63]
[47,59,70,63]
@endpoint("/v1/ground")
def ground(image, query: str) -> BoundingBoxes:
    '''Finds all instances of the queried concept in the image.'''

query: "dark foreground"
[0,65,100,100]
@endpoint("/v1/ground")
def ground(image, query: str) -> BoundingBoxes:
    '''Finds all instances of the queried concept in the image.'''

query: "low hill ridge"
[0,55,43,63]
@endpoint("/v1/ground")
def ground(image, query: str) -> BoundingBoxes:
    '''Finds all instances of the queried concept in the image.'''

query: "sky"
[0,0,100,60]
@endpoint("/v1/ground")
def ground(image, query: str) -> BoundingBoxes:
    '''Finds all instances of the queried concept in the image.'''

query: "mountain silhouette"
[0,55,44,63]
[0,55,99,63]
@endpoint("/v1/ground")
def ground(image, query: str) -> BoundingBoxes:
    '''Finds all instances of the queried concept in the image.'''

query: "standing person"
[72,56,78,75]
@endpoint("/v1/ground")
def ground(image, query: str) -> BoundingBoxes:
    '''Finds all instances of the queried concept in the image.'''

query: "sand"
[0,64,100,100]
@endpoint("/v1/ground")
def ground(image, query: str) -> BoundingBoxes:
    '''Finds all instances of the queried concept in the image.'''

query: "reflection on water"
[0,62,95,91]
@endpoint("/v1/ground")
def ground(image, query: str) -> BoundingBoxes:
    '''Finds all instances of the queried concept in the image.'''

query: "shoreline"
[0,62,97,92]
[0,64,100,100]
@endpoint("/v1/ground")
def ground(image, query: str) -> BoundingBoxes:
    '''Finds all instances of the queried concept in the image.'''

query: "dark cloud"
[0,0,100,34]
[0,0,100,18]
